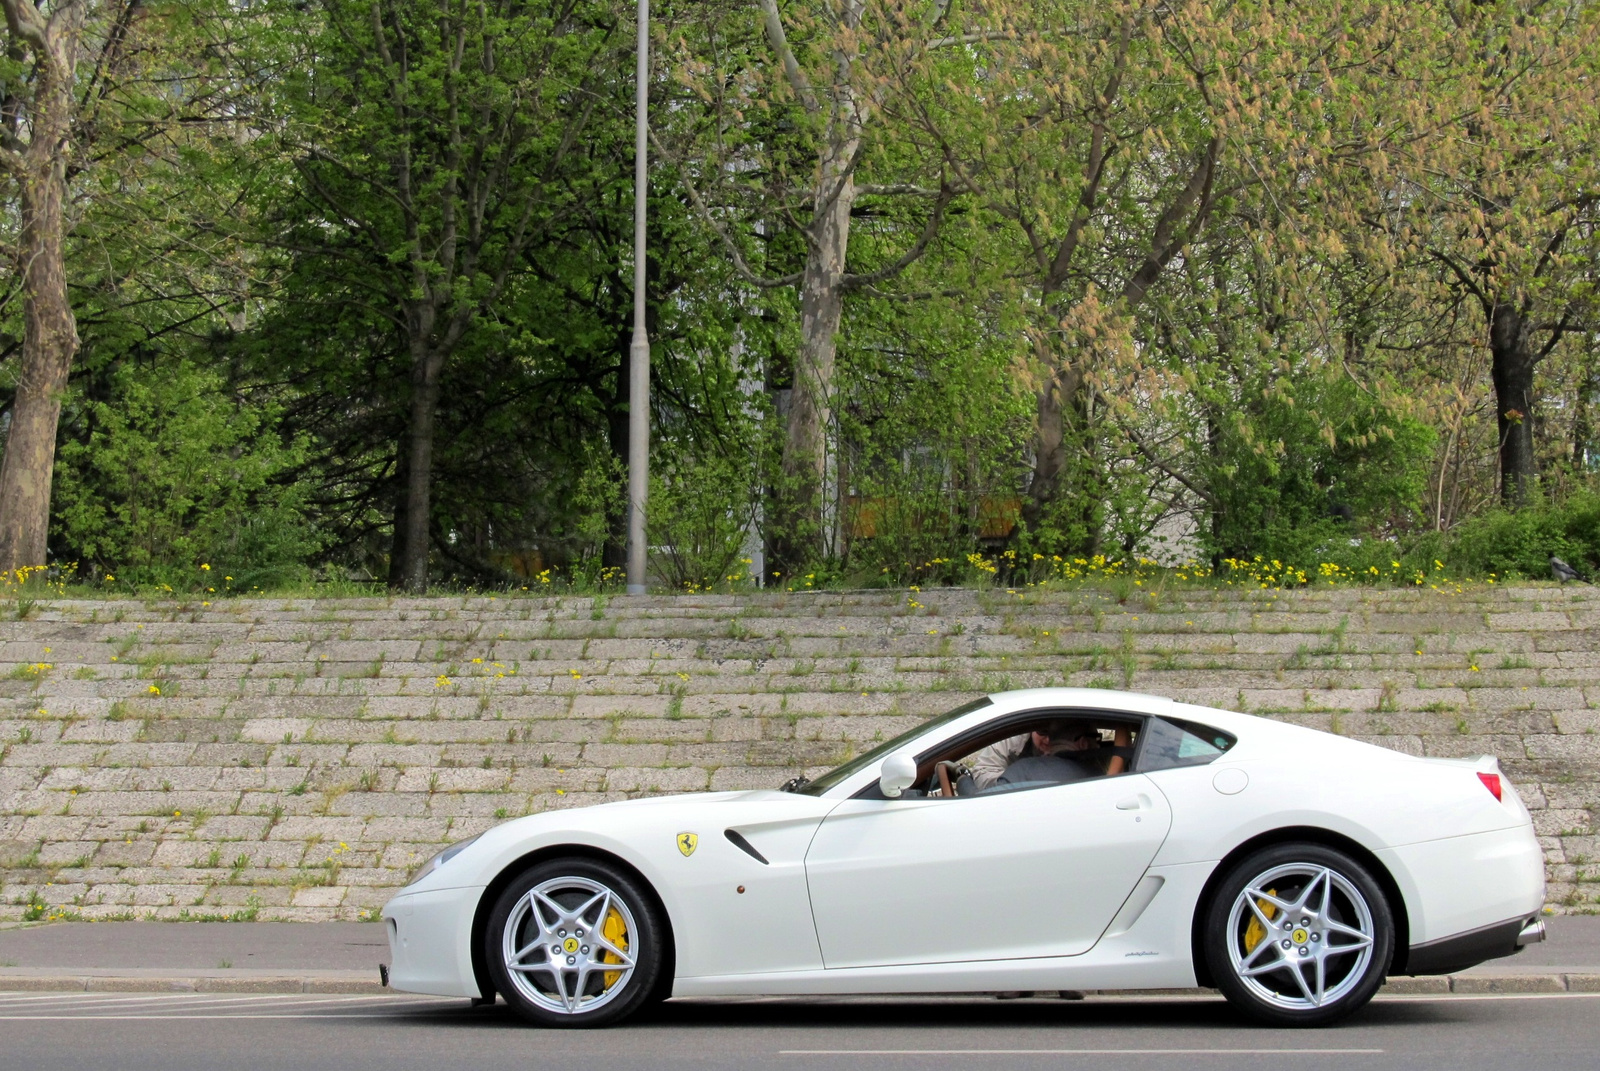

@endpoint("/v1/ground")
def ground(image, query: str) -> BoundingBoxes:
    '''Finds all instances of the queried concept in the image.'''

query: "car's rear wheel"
[1203,843,1393,1026]
[486,857,664,1028]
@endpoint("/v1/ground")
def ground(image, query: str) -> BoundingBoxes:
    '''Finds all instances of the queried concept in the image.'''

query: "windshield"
[788,696,994,796]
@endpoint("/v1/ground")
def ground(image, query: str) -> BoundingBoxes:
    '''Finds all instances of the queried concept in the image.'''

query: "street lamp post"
[626,0,650,596]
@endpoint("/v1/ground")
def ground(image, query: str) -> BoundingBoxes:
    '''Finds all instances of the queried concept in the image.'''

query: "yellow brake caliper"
[601,907,629,988]
[1243,889,1278,954]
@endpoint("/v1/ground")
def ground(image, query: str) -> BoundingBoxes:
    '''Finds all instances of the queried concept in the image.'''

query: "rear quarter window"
[1138,716,1236,772]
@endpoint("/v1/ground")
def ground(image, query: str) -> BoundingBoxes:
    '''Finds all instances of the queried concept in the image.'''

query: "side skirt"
[672,955,1197,997]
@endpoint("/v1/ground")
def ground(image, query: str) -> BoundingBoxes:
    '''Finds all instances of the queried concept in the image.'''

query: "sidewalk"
[0,917,1596,996]
[0,922,390,994]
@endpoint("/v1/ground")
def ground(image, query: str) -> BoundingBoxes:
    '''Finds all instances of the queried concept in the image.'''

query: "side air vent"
[724,828,769,864]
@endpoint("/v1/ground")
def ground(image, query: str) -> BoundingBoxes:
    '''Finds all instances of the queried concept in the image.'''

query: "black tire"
[485,857,665,1028]
[1203,842,1394,1027]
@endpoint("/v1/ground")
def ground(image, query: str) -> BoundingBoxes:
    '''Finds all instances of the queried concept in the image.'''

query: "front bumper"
[382,885,485,998]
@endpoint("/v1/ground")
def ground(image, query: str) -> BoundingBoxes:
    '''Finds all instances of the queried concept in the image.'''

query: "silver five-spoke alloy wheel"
[1226,862,1376,1010]
[501,875,639,1015]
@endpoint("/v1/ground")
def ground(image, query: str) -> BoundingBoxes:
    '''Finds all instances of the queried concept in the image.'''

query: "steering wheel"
[936,762,959,797]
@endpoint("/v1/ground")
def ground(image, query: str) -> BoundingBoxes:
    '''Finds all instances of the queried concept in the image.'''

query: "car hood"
[396,788,824,895]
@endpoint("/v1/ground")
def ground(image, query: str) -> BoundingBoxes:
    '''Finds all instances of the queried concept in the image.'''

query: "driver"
[965,719,1130,792]
[992,718,1101,786]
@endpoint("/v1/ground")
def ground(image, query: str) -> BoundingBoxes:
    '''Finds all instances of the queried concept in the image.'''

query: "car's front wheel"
[1203,843,1393,1026]
[486,857,665,1028]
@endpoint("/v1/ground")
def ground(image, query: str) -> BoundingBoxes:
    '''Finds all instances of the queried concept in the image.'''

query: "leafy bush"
[1441,492,1600,579]
[50,360,319,587]
[648,451,759,591]
[1198,369,1437,564]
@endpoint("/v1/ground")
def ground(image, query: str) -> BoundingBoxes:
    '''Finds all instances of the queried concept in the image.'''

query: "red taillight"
[1478,772,1503,801]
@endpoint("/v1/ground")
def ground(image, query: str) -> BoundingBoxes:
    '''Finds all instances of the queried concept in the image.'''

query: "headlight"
[405,834,482,887]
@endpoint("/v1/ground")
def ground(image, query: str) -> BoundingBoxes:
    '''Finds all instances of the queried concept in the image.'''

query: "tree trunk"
[395,340,443,592]
[1573,347,1596,472]
[0,23,81,575]
[386,452,410,588]
[1022,347,1101,554]
[769,111,858,576]
[1024,355,1072,524]
[1489,301,1538,508]
[1207,408,1224,568]
[603,371,631,572]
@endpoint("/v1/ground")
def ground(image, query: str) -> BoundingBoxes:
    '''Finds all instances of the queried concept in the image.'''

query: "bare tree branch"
[754,0,817,113]
[646,125,800,289]
[841,185,955,291]
[0,0,48,52]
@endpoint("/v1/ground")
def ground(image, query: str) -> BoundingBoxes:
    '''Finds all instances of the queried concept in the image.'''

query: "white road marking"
[1376,991,1600,1003]
[0,1013,420,1021]
[0,993,396,1012]
[779,1050,1385,1056]
[0,993,459,1019]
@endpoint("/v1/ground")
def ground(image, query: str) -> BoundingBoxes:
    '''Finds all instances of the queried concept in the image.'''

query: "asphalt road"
[0,990,1596,1071]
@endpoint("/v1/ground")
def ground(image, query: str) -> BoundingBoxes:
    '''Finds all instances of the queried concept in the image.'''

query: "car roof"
[985,687,1179,718]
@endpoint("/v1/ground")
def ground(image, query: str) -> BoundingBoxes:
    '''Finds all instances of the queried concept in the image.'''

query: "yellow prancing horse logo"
[563,937,580,954]
[676,832,698,857]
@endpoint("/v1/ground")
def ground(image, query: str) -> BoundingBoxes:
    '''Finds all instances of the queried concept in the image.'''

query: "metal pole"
[626,0,650,596]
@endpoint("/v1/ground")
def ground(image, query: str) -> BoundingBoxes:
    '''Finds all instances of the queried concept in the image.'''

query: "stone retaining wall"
[0,585,1596,920]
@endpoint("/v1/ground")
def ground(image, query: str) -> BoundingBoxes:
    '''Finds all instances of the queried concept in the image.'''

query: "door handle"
[1116,794,1149,811]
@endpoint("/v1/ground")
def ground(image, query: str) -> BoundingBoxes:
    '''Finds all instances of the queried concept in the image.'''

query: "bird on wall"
[1550,556,1588,584]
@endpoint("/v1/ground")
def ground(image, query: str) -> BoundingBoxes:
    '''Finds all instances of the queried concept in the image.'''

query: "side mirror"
[879,752,919,798]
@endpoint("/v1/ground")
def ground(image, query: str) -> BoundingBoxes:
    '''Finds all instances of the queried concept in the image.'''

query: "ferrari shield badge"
[676,832,698,857]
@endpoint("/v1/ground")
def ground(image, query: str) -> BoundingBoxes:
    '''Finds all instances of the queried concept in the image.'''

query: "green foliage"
[648,451,759,592]
[830,284,1033,584]
[1442,493,1600,579]
[1196,369,1437,564]
[51,360,319,587]
[3,1,1595,590]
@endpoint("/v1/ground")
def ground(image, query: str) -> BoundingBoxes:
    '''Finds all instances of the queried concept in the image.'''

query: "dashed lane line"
[0,1014,429,1021]
[1375,991,1600,1003]
[0,993,458,1019]
[779,1050,1385,1057]
[0,992,385,1006]
[0,993,412,1012]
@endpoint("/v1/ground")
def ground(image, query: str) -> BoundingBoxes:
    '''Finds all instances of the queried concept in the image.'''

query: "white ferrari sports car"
[383,688,1545,1027]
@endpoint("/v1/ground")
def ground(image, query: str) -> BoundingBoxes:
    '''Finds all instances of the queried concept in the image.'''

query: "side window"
[1138,717,1236,772]
[915,714,1138,798]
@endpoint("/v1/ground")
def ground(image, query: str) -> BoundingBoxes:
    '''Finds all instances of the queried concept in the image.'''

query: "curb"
[1383,972,1600,994]
[1,970,1597,997]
